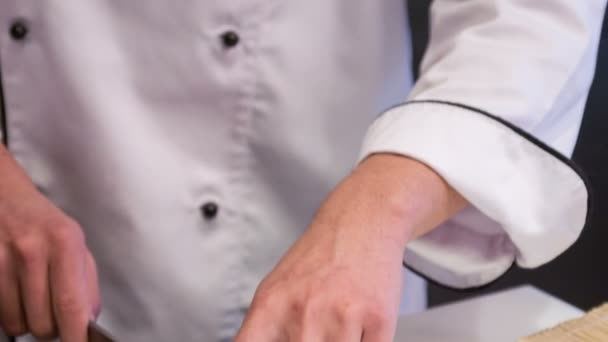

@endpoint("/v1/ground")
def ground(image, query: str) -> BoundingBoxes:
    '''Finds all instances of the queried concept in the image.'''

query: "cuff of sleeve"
[359,100,590,289]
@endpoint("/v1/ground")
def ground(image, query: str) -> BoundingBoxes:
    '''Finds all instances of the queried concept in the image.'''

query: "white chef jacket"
[0,1,605,341]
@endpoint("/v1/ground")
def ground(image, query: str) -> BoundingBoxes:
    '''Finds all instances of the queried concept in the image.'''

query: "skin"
[0,145,100,341]
[235,153,467,342]
[0,144,464,341]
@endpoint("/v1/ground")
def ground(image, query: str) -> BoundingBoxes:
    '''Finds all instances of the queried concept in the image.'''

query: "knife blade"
[88,321,116,342]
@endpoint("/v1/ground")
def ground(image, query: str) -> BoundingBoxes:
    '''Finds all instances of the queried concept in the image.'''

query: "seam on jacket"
[0,65,7,146]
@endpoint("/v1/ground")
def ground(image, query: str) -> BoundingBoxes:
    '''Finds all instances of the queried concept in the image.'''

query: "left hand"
[235,154,466,342]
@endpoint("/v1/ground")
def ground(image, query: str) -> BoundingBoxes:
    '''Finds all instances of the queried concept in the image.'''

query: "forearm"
[238,153,467,341]
[313,153,466,253]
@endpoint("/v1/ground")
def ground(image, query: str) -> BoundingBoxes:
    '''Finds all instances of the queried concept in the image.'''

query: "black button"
[221,31,240,48]
[201,202,219,220]
[9,19,29,41]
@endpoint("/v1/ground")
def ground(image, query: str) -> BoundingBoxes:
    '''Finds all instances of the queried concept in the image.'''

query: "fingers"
[321,305,364,342]
[236,290,369,342]
[238,310,364,342]
[313,313,363,342]
[361,328,395,342]
[0,246,27,337]
[360,307,397,342]
[49,226,91,342]
[0,220,99,341]
[15,236,56,339]
[0,166,100,341]
[325,322,363,342]
[294,298,346,342]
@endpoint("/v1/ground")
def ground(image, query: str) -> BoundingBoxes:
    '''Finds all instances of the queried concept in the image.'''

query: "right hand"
[0,147,100,341]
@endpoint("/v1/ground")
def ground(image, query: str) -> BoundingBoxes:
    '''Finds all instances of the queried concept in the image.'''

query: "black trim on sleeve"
[395,99,593,291]
[403,261,517,293]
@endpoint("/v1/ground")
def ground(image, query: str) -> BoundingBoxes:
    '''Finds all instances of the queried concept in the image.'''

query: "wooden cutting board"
[520,303,608,341]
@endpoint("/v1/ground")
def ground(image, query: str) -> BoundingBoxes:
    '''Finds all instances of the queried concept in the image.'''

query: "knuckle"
[301,292,325,318]
[364,303,391,329]
[49,219,84,247]
[336,300,362,322]
[287,297,305,318]
[12,235,45,267]
[55,293,86,315]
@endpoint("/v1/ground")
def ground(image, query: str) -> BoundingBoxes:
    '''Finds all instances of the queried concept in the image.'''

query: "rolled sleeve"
[358,0,606,288]
[360,101,589,288]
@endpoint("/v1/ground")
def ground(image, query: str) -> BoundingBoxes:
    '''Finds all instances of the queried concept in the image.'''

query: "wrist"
[344,153,465,246]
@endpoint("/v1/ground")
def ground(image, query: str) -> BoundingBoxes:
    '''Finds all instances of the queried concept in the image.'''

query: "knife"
[88,321,116,342]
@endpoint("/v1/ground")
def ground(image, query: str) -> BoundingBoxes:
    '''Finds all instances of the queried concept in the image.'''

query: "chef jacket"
[0,1,605,341]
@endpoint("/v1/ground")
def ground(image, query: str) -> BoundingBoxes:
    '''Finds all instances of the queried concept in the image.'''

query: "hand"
[235,154,466,341]
[236,224,403,342]
[0,147,100,341]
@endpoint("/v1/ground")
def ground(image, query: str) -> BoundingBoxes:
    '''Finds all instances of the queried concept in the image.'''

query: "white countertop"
[394,285,584,342]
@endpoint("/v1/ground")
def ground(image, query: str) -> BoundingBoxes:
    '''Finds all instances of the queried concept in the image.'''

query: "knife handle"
[0,334,14,342]
[0,332,14,342]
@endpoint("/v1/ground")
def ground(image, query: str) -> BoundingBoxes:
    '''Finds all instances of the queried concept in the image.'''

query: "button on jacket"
[0,1,605,341]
